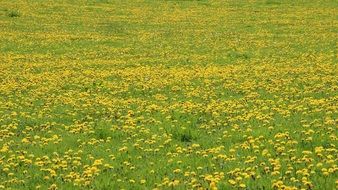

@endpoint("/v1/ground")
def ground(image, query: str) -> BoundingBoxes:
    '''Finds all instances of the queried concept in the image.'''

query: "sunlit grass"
[0,0,337,189]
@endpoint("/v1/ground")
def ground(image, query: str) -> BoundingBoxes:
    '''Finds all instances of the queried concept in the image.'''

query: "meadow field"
[0,0,337,189]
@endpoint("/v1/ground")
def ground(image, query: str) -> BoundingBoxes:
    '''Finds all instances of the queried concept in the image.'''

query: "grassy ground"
[0,0,337,189]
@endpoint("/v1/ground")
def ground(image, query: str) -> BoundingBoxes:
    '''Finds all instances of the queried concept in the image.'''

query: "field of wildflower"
[0,0,337,189]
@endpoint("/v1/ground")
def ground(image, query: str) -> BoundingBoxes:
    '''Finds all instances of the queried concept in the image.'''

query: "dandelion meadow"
[0,0,337,189]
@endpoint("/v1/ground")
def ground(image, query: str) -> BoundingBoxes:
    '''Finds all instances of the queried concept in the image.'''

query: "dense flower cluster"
[0,0,337,189]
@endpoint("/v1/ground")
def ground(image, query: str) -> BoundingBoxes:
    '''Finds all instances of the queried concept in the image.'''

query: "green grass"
[0,0,337,189]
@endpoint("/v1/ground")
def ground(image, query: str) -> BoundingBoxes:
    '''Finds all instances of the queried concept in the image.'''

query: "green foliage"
[0,0,337,189]
[7,9,20,17]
